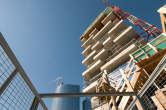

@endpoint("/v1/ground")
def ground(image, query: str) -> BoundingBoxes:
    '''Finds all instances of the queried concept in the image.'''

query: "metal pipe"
[39,92,138,98]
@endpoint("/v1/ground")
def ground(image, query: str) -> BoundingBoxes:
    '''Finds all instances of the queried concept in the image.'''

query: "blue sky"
[0,0,165,109]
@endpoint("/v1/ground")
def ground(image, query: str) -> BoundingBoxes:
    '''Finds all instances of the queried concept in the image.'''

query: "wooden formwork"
[117,48,166,110]
[135,48,166,74]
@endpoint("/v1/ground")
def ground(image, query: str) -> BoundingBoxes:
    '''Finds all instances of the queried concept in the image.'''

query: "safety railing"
[0,33,47,110]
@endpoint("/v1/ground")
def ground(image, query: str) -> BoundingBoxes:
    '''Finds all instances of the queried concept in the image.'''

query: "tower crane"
[103,0,162,41]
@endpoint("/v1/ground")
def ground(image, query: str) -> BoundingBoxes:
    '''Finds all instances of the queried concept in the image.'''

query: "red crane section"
[103,0,162,40]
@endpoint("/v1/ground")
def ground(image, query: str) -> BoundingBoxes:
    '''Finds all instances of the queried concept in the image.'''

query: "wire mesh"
[0,46,15,88]
[132,70,166,110]
[154,70,166,89]
[37,104,45,110]
[141,85,158,110]
[0,73,35,110]
[132,105,138,110]
[0,35,47,110]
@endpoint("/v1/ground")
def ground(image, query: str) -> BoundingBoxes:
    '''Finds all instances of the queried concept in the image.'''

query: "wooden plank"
[147,43,159,52]
[160,14,166,33]
[134,37,166,60]
[155,90,166,109]
[119,69,145,110]
[160,85,166,92]
[151,95,165,110]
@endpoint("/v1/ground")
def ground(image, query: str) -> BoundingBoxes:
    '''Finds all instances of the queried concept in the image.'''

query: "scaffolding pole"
[39,92,138,98]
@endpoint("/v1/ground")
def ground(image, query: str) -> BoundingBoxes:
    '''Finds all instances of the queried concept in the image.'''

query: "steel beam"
[30,97,40,110]
[39,92,138,98]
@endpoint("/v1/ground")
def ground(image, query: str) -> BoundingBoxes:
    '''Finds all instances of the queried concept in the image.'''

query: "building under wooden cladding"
[80,4,166,110]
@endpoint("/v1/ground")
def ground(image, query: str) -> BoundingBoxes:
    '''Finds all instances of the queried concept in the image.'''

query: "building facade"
[51,84,80,110]
[80,7,166,110]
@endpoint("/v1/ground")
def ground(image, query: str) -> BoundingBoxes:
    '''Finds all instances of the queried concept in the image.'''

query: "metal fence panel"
[0,33,47,110]
[127,53,166,110]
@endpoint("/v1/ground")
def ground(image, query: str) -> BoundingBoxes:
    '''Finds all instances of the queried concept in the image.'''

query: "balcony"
[103,20,128,48]
[89,28,99,37]
[93,48,108,61]
[103,36,115,48]
[113,26,139,45]
[92,20,114,41]
[108,20,128,37]
[82,60,104,78]
[81,34,94,48]
[83,71,102,93]
[82,50,96,66]
[91,41,103,51]
[81,37,86,43]
[83,80,97,93]
[101,43,138,72]
[102,11,116,25]
[82,45,92,56]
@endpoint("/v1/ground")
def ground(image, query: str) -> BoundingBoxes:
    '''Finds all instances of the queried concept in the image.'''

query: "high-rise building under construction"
[80,6,166,110]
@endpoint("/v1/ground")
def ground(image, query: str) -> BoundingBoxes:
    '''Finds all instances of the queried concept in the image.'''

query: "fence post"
[30,97,40,110]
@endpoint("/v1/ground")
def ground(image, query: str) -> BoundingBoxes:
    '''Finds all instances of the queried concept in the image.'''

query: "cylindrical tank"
[51,84,80,110]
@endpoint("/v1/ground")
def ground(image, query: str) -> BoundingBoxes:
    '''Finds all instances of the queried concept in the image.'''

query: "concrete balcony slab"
[81,34,94,48]
[82,60,104,77]
[102,12,116,25]
[83,80,97,93]
[108,20,128,38]
[89,28,99,37]
[113,26,138,45]
[101,44,137,72]
[82,45,92,56]
[93,48,108,61]
[91,41,103,51]
[93,20,113,41]
[82,50,96,66]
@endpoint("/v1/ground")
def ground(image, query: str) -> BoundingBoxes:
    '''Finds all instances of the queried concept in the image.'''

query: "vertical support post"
[155,90,166,109]
[111,96,118,110]
[136,95,147,110]
[30,97,40,110]
[0,33,48,110]
[120,69,146,110]
[159,13,166,33]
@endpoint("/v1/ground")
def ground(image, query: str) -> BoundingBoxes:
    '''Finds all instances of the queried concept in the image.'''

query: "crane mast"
[103,0,162,40]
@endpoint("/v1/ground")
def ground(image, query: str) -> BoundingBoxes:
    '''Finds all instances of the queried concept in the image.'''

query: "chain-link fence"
[127,52,166,110]
[0,33,47,110]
